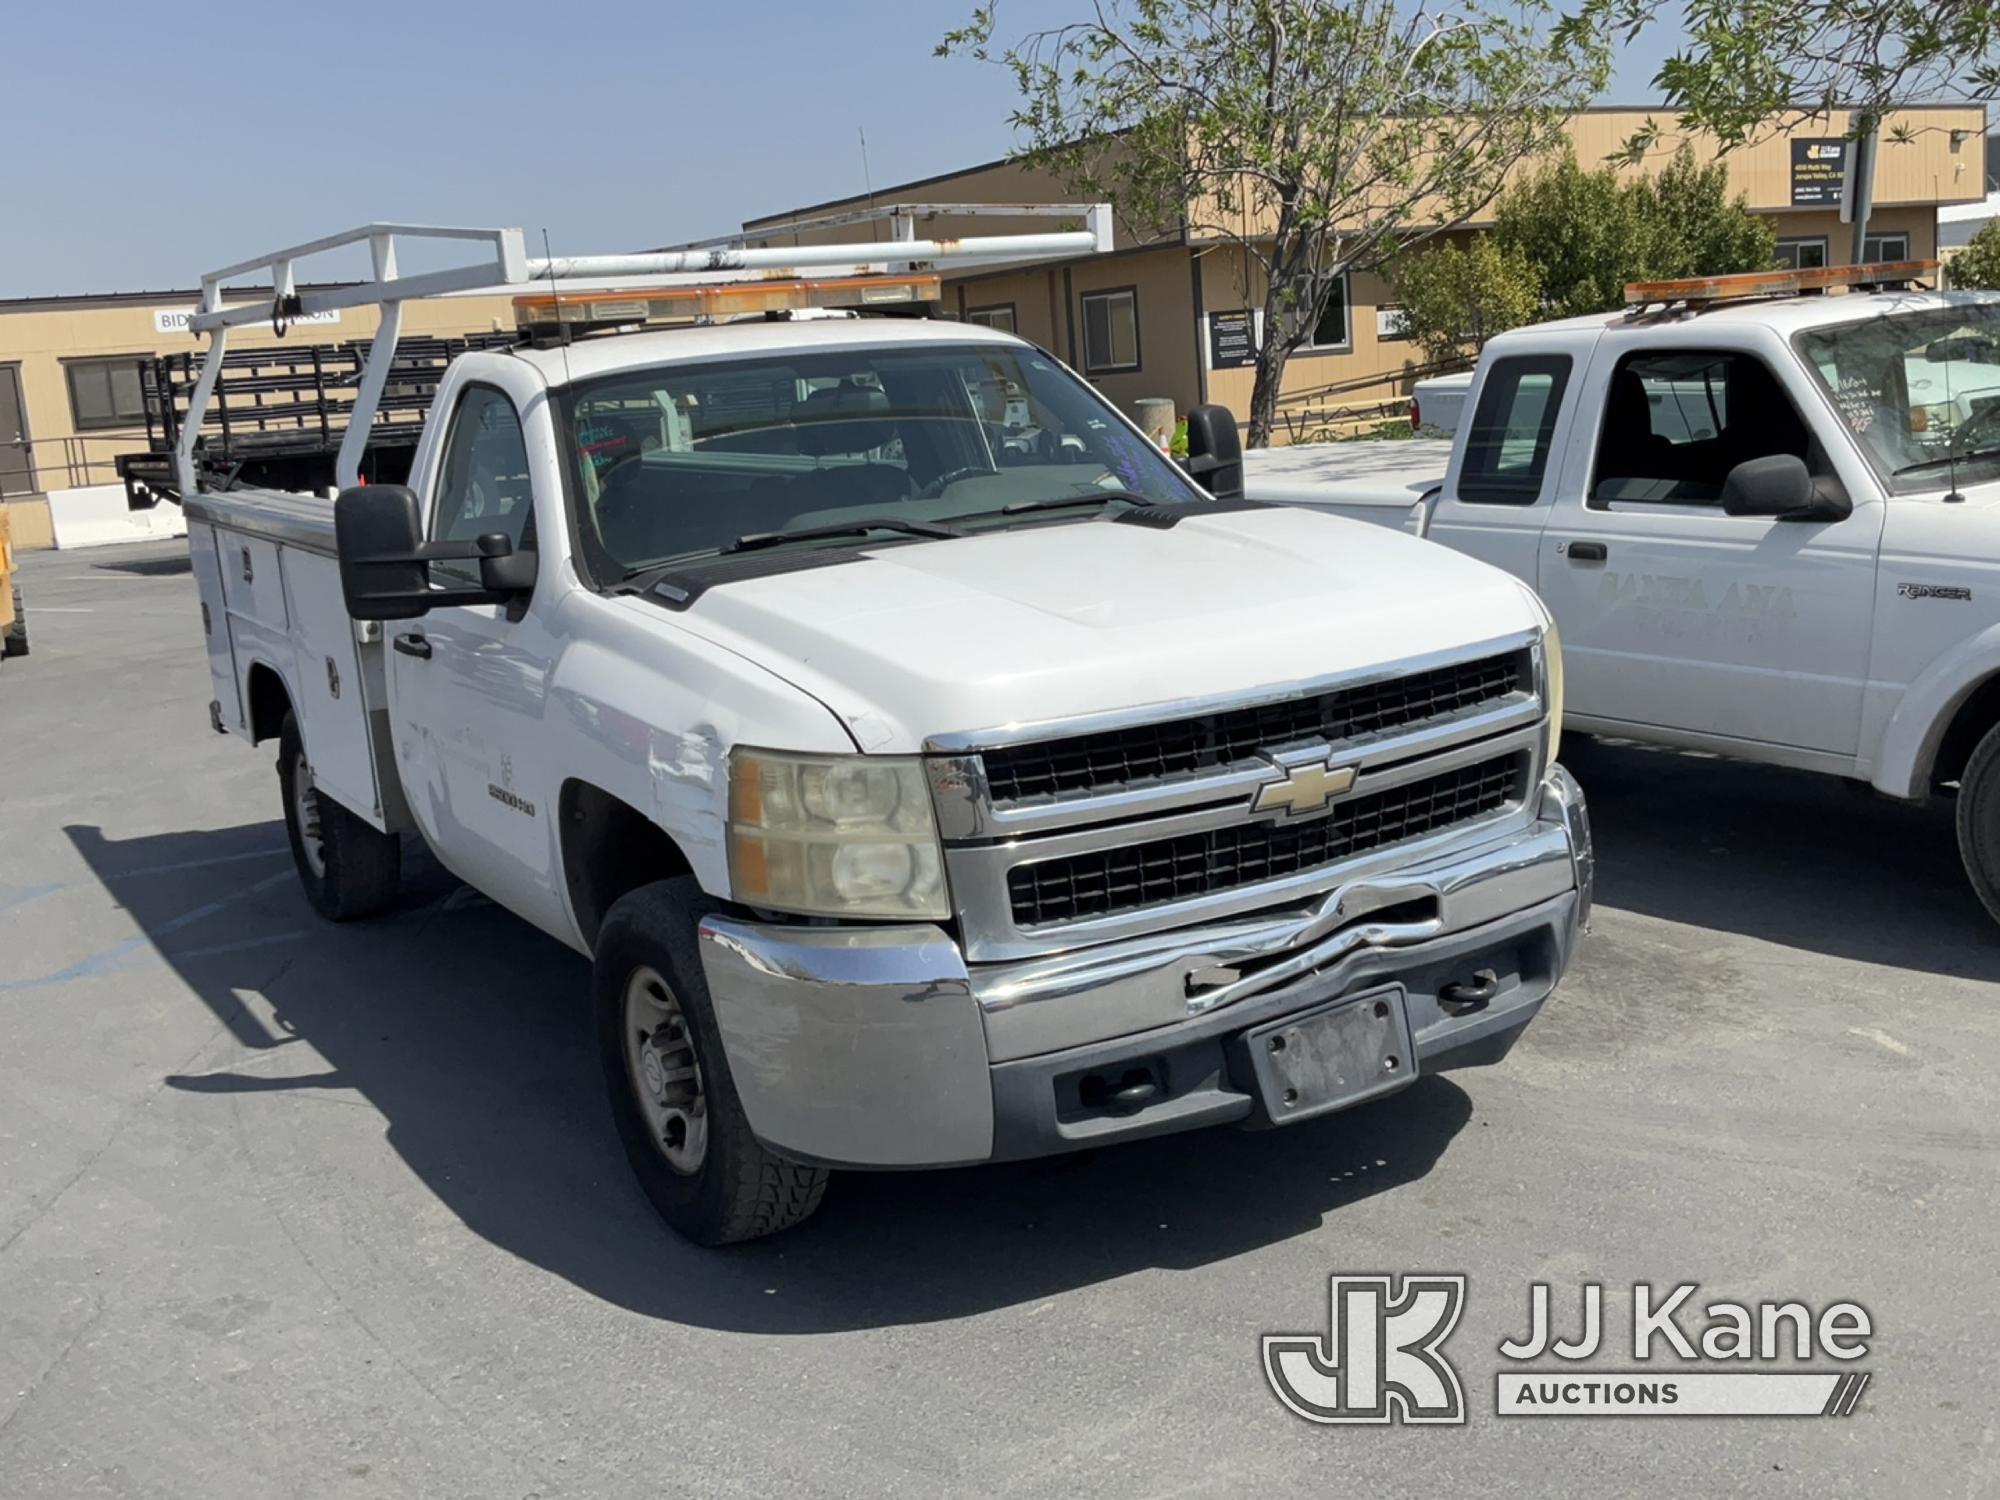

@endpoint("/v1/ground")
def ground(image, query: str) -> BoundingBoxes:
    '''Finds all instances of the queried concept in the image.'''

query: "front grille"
[1007,752,1528,928]
[982,650,1530,807]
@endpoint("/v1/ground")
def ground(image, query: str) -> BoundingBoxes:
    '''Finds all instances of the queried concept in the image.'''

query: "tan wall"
[1766,205,1936,261]
[1192,105,1987,241]
[1190,246,1434,438]
[0,293,519,496]
[1557,107,1985,216]
[742,145,1178,253]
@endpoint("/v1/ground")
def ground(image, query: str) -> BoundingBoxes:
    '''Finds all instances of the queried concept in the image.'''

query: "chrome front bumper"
[697,765,1592,1170]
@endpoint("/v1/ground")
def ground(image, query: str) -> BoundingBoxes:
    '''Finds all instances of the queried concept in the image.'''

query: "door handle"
[1564,541,1608,563]
[393,632,432,660]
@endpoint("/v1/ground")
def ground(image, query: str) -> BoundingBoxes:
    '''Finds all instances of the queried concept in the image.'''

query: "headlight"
[727,748,949,920]
[1543,621,1565,764]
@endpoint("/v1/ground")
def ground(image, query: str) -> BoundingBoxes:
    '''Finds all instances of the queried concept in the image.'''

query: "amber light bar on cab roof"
[1625,260,1939,312]
[511,272,943,336]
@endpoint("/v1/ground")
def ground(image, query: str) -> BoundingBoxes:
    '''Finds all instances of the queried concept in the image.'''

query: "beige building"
[745,105,1989,442]
[0,288,518,548]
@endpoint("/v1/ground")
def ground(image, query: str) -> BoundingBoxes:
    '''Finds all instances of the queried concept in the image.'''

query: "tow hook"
[1438,968,1499,1016]
[1079,1066,1162,1115]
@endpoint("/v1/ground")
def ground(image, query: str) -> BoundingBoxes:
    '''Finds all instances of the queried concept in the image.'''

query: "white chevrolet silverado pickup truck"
[1248,262,2000,927]
[175,216,1589,1244]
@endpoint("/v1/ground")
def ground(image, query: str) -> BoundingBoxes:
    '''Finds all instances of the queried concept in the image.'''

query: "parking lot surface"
[2,540,1996,1498]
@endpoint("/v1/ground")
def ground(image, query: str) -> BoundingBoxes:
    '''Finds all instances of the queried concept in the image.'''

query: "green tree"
[1491,150,1649,317]
[1610,2,2000,157]
[1390,236,1543,364]
[940,1,1615,446]
[1643,146,1776,280]
[1491,146,1774,317]
[1949,220,2000,292]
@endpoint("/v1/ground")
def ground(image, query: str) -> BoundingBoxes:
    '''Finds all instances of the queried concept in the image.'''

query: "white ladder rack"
[176,202,1113,495]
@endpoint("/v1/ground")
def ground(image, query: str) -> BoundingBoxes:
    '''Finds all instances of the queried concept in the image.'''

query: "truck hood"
[661,505,1543,753]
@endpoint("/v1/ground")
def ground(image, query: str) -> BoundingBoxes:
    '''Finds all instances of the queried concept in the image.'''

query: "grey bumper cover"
[698,765,1591,1170]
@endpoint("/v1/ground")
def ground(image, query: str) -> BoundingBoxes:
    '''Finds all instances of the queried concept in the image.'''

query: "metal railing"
[1,431,149,496]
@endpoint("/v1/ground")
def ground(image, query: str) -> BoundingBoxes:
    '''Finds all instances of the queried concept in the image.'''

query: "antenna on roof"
[540,229,578,391]
[859,128,876,224]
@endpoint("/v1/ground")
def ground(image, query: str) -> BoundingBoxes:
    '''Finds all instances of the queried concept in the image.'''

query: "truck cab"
[1251,266,2000,923]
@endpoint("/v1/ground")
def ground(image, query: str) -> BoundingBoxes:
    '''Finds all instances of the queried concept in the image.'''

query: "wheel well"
[559,781,694,949]
[245,663,292,744]
[1930,672,2000,791]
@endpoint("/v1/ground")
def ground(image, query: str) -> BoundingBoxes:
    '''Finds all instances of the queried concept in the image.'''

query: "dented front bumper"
[697,765,1591,1169]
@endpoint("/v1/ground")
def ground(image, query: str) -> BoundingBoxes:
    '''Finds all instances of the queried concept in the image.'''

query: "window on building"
[1775,237,1829,271]
[1591,349,1816,508]
[1458,355,1571,504]
[1376,304,1412,342]
[430,385,533,584]
[966,304,1017,334]
[65,357,150,431]
[1302,274,1352,350]
[1863,232,1911,263]
[1081,287,1140,373]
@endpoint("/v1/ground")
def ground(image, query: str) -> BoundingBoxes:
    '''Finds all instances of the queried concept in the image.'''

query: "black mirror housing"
[1720,454,1847,521]
[1183,404,1246,500]
[334,490,534,621]
[335,486,431,620]
[479,545,539,593]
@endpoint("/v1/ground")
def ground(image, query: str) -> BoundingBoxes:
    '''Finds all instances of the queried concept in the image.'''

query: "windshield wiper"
[607,518,961,597]
[944,492,1162,526]
[1895,448,2000,476]
[721,517,963,554]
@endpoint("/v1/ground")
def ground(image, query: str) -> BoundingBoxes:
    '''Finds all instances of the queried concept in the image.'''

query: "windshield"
[561,338,1207,577]
[1795,302,2000,489]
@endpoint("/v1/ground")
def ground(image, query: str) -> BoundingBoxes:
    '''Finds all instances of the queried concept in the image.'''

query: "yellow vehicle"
[0,505,26,663]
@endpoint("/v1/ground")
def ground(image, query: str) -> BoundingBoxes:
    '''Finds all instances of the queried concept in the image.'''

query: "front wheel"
[594,877,828,1245]
[1957,720,2000,926]
[278,710,401,921]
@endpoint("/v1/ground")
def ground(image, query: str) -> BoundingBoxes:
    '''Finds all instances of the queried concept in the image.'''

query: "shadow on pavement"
[67,819,1472,1335]
[91,553,191,577]
[1564,735,1996,975]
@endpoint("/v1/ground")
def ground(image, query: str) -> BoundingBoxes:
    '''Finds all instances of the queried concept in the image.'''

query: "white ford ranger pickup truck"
[1247,263,2000,926]
[175,218,1590,1244]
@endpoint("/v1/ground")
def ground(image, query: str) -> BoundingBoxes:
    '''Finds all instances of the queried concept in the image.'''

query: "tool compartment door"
[186,521,246,732]
[281,545,383,827]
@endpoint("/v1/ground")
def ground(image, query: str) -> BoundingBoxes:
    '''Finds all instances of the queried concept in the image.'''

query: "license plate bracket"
[1243,985,1417,1124]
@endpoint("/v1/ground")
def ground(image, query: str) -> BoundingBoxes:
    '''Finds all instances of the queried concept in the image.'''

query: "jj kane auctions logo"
[1265,1276,1873,1423]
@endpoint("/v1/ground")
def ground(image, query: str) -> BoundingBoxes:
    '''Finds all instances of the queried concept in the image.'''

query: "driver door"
[385,381,565,930]
[1535,343,1884,757]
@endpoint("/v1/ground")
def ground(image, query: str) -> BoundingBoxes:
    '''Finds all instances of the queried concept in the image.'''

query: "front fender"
[1872,620,2000,797]
[545,593,858,910]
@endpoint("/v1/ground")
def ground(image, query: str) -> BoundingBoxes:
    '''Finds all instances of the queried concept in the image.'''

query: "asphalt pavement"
[1,539,1994,1498]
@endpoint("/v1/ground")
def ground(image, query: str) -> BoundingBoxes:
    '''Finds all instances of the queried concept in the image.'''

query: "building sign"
[1791,139,1848,207]
[1377,304,1412,342]
[1207,308,1258,369]
[151,306,342,336]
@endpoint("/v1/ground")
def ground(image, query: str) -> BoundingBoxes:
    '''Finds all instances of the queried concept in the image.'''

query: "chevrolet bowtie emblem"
[1250,760,1358,817]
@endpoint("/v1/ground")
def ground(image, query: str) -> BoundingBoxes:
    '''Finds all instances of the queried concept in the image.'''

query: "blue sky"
[0,1,1687,298]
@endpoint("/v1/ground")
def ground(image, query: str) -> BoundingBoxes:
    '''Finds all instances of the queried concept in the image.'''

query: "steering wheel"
[1953,400,2000,457]
[917,465,993,499]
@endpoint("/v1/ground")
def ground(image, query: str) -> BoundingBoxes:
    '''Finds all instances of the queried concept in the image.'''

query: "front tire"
[278,710,401,921]
[1957,720,2000,926]
[3,582,26,658]
[594,877,828,1245]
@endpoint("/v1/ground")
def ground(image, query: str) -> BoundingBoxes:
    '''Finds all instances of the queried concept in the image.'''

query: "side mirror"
[335,486,430,620]
[334,485,534,621]
[1720,454,1848,522]
[1183,403,1245,500]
